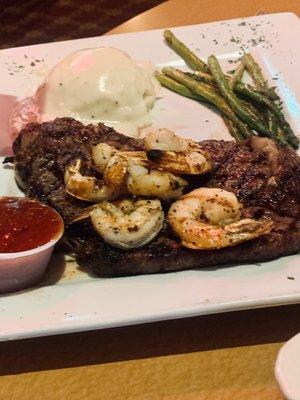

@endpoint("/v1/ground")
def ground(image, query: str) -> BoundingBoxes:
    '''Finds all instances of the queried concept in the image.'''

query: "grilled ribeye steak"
[13,118,300,276]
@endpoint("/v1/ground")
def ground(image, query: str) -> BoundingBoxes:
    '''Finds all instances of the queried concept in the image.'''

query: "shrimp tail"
[224,218,273,243]
[65,159,97,200]
[147,149,212,175]
[182,218,273,250]
[103,155,128,187]
[64,158,119,202]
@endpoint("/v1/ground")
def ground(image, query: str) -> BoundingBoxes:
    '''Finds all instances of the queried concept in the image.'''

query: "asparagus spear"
[257,87,280,101]
[155,71,205,101]
[187,70,278,103]
[185,71,215,85]
[163,30,209,72]
[242,54,278,100]
[207,55,274,138]
[265,109,278,135]
[230,63,245,90]
[164,31,278,100]
[162,66,251,139]
[235,82,299,148]
[239,98,265,123]
[274,127,291,146]
[157,71,244,141]
[187,71,265,123]
[242,54,267,88]
[263,110,291,146]
[222,115,244,140]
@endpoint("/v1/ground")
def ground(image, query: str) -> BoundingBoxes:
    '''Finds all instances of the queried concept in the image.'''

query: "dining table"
[1,0,300,399]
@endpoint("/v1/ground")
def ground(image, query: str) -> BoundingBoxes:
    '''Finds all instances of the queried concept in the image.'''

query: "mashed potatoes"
[38,47,157,137]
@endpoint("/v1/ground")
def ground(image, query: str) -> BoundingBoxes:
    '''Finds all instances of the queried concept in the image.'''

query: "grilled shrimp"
[144,129,196,152]
[67,142,188,202]
[144,129,212,175]
[92,143,147,173]
[127,163,187,201]
[64,159,120,202]
[66,131,203,202]
[65,156,187,202]
[103,154,128,187]
[92,143,116,174]
[168,188,273,250]
[90,199,164,249]
[147,149,211,175]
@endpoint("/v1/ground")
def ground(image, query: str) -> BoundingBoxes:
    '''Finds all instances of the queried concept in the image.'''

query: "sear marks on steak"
[199,137,300,219]
[12,118,300,276]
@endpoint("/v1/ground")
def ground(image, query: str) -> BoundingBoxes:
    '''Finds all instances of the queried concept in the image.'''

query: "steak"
[12,118,300,276]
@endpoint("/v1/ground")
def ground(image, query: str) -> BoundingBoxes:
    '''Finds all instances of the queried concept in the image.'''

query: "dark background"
[0,0,165,49]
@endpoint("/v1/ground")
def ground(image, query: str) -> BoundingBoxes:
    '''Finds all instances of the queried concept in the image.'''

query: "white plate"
[0,12,300,342]
[275,333,300,400]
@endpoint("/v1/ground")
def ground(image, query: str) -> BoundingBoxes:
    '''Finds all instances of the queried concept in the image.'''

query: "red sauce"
[0,197,64,253]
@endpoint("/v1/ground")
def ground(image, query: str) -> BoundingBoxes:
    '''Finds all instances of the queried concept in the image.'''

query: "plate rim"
[0,11,300,342]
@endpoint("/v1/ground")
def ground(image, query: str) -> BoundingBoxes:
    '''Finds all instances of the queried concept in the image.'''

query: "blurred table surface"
[1,1,300,399]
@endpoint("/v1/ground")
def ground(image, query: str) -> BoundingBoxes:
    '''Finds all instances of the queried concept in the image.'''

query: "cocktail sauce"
[0,197,64,253]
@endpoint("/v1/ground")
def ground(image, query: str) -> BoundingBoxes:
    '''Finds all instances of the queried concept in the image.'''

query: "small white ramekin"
[0,224,64,294]
[275,333,300,400]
